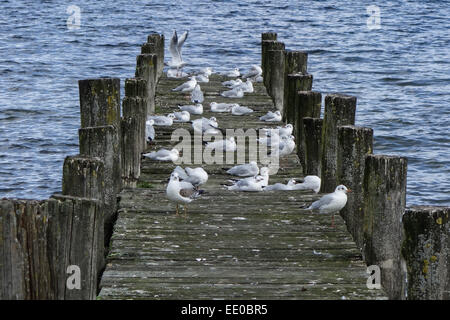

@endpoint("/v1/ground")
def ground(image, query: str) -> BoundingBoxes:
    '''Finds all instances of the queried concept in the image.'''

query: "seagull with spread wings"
[167,30,188,77]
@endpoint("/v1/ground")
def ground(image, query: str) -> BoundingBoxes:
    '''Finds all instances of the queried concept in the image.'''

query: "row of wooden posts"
[261,32,449,300]
[0,33,165,299]
[0,31,448,300]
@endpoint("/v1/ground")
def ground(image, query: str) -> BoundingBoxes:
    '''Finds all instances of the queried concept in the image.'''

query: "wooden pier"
[1,32,449,300]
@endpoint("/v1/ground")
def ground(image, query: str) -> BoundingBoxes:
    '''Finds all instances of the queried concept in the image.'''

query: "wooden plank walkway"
[98,74,387,299]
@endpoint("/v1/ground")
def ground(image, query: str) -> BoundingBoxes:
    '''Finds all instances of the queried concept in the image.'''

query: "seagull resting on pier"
[307,185,351,227]
[172,76,197,92]
[178,103,203,115]
[210,102,236,113]
[221,87,244,98]
[173,166,208,187]
[145,119,155,143]
[143,148,179,162]
[291,175,321,193]
[225,161,259,177]
[242,65,262,80]
[191,84,204,104]
[263,178,297,191]
[260,110,282,122]
[231,105,253,115]
[148,113,176,126]
[173,110,191,122]
[166,172,204,215]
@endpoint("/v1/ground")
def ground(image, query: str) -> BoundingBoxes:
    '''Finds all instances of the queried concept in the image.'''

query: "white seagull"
[172,76,197,92]
[173,166,208,187]
[205,137,236,152]
[243,65,262,80]
[225,161,259,177]
[148,113,176,126]
[191,84,204,103]
[143,148,179,162]
[145,119,155,143]
[307,185,351,227]
[200,67,213,76]
[237,79,254,93]
[210,102,236,113]
[231,105,253,115]
[225,68,240,77]
[260,110,282,122]
[221,87,244,98]
[263,178,297,191]
[178,103,203,115]
[166,172,204,215]
[272,135,295,157]
[173,110,191,122]
[226,175,265,192]
[167,68,188,78]
[291,175,321,193]
[191,117,222,135]
[168,30,188,77]
[222,78,243,88]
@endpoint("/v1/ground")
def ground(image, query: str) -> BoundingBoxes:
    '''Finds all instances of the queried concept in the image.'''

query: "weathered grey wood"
[121,117,141,188]
[266,49,285,110]
[320,94,356,193]
[363,154,407,300]
[284,73,313,124]
[136,54,157,115]
[146,33,165,79]
[303,118,323,176]
[284,50,308,75]
[262,40,285,87]
[402,206,450,300]
[261,32,277,74]
[295,91,321,170]
[78,78,121,129]
[79,125,121,248]
[337,125,373,250]
[48,195,103,300]
[62,155,105,200]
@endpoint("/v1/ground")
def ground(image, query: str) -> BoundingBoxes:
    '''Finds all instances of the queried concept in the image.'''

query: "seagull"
[258,132,280,147]
[225,161,259,177]
[226,175,265,192]
[262,124,293,137]
[145,119,155,143]
[307,185,351,227]
[172,76,197,92]
[237,79,254,93]
[200,67,213,76]
[191,117,223,135]
[231,105,253,115]
[148,113,176,126]
[191,84,204,103]
[143,148,179,162]
[272,135,295,157]
[263,178,297,191]
[168,30,188,77]
[166,172,204,215]
[178,103,203,115]
[173,110,191,122]
[205,137,236,152]
[260,110,282,122]
[222,78,243,88]
[291,175,321,193]
[228,167,270,187]
[221,87,244,98]
[173,166,208,187]
[196,74,209,83]
[254,75,263,82]
[167,68,188,78]
[210,102,236,113]
[225,68,240,77]
[242,65,262,80]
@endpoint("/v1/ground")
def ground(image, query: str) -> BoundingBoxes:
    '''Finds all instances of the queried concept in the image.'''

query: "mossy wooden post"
[121,117,140,188]
[136,54,157,115]
[402,206,450,300]
[261,32,277,74]
[266,49,285,110]
[79,125,121,250]
[124,78,148,152]
[320,94,356,193]
[262,40,285,88]
[283,50,308,120]
[78,78,121,129]
[337,125,373,250]
[47,195,103,300]
[0,199,52,300]
[147,33,165,79]
[284,73,313,124]
[363,154,407,300]
[295,91,321,170]
[302,117,323,176]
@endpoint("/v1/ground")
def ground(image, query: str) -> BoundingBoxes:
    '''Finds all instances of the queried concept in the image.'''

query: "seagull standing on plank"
[166,172,204,215]
[307,185,351,227]
[172,76,197,92]
[191,84,204,104]
[167,30,188,77]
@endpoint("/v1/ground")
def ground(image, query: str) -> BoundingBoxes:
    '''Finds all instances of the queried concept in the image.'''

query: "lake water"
[0,0,448,205]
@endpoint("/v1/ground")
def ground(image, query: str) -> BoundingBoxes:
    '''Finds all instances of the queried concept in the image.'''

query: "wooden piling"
[121,117,140,188]
[124,78,148,152]
[363,154,407,299]
[79,125,121,248]
[262,40,285,88]
[295,91,321,171]
[337,125,373,250]
[266,49,285,110]
[78,78,121,129]
[136,54,157,115]
[284,73,313,124]
[282,50,308,119]
[320,94,356,193]
[302,117,323,176]
[402,206,450,300]
[261,32,277,71]
[146,33,165,79]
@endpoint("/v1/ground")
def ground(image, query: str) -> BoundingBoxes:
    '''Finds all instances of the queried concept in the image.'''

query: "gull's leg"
[183,204,188,216]
[176,204,179,215]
